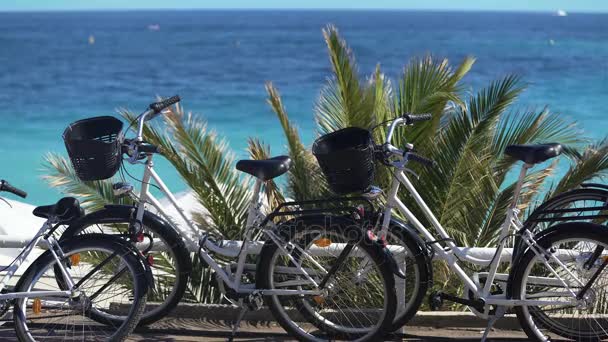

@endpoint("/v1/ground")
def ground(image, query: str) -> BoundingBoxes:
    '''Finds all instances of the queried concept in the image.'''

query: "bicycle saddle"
[33,197,85,222]
[236,156,291,181]
[505,143,563,164]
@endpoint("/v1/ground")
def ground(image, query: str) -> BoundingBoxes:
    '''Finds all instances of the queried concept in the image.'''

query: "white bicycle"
[0,180,149,341]
[349,113,608,341]
[59,96,400,341]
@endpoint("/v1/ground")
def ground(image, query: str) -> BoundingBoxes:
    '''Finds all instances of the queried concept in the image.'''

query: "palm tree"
[267,25,605,290]
[44,24,607,301]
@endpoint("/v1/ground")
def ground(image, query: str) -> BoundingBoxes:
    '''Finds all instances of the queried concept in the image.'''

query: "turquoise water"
[0,10,606,204]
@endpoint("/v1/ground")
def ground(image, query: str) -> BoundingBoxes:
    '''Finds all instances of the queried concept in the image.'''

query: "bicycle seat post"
[245,179,264,228]
[510,163,532,210]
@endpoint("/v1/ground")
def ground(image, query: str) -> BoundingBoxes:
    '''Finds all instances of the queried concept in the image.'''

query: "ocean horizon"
[0,10,606,204]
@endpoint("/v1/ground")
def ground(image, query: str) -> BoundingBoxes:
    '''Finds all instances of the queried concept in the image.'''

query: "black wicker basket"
[63,116,124,181]
[312,127,375,194]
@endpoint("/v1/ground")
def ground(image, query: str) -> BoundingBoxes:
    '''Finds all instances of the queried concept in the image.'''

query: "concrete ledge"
[137,303,521,330]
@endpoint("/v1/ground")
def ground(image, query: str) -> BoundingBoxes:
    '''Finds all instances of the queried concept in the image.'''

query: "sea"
[0,10,606,204]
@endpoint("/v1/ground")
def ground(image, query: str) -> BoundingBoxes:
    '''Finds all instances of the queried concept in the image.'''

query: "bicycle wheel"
[60,208,191,326]
[257,215,396,341]
[13,234,147,341]
[511,222,608,341]
[515,188,608,257]
[384,223,430,331]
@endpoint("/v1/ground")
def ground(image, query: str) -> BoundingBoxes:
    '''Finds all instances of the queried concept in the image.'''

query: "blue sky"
[1,0,607,12]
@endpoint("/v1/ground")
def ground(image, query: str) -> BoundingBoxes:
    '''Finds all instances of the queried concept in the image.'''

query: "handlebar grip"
[138,143,162,154]
[0,180,27,198]
[407,153,436,168]
[404,113,432,124]
[149,95,181,114]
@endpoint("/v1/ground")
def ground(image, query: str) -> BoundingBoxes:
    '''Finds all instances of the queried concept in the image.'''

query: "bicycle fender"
[387,217,434,287]
[506,222,607,299]
[64,205,173,236]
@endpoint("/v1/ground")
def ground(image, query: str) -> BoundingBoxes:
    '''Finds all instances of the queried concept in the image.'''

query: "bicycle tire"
[13,234,148,341]
[256,215,397,341]
[384,223,430,332]
[59,207,192,326]
[511,222,608,341]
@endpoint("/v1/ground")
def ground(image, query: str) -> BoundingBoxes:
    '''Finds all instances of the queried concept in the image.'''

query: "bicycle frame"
[132,154,323,297]
[0,219,75,301]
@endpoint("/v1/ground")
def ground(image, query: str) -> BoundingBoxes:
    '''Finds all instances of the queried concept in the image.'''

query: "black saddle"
[236,156,291,181]
[505,143,563,164]
[33,197,84,222]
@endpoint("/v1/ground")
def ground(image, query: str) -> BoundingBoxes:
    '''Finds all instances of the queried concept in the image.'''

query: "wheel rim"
[17,244,140,341]
[519,237,608,340]
[267,228,390,338]
[78,222,181,318]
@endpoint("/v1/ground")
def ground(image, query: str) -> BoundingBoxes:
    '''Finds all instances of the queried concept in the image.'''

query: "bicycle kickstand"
[481,306,506,342]
[230,299,248,341]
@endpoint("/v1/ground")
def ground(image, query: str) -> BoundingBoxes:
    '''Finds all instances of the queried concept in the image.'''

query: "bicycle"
[0,180,149,341]
[59,101,191,327]
[60,96,399,341]
[334,113,608,341]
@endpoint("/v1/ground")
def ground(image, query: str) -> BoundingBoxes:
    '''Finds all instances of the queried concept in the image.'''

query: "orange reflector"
[313,238,331,248]
[70,253,81,266]
[147,254,154,266]
[312,296,325,305]
[32,298,42,314]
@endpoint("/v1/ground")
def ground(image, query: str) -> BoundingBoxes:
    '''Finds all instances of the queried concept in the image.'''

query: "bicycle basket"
[63,116,124,181]
[312,127,375,194]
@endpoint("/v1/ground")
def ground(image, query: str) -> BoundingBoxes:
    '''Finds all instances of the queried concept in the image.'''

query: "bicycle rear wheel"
[511,222,608,341]
[13,234,148,341]
[257,216,396,341]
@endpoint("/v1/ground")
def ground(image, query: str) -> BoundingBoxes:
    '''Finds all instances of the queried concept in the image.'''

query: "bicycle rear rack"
[529,205,608,223]
[259,195,377,227]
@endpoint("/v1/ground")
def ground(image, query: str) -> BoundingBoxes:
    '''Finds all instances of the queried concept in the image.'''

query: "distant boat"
[88,35,95,45]
[556,9,568,17]
[147,24,160,31]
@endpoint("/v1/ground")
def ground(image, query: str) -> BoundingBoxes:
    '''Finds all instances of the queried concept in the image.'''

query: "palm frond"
[548,139,608,197]
[42,152,126,211]
[266,82,328,200]
[315,25,376,133]
[392,55,475,150]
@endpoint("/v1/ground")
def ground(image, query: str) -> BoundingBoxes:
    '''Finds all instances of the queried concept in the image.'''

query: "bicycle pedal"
[428,291,443,311]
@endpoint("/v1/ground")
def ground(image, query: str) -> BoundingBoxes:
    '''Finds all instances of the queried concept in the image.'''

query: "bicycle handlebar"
[380,113,436,169]
[407,152,436,168]
[0,180,27,198]
[385,113,432,146]
[135,95,181,141]
[404,113,432,124]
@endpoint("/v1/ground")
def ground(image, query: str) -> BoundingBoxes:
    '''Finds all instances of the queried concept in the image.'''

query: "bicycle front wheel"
[60,208,191,326]
[13,234,148,341]
[511,222,608,341]
[257,215,396,341]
